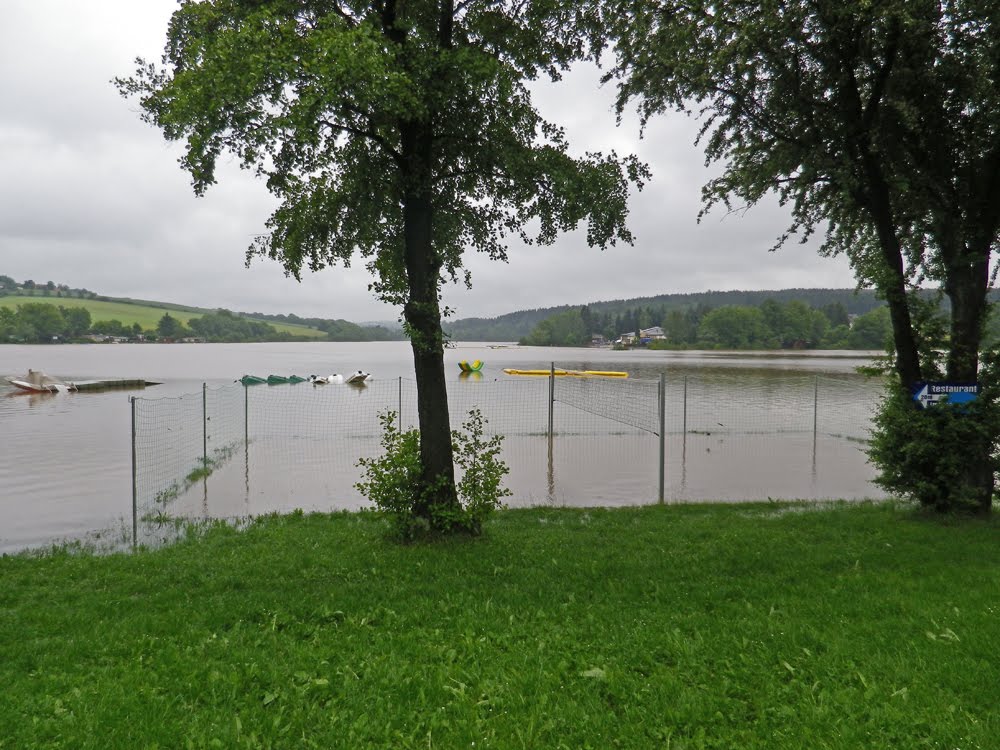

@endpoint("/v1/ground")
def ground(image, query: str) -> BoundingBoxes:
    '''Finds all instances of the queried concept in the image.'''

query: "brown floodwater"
[1,342,884,553]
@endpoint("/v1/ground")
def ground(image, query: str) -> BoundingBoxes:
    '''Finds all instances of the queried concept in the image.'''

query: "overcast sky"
[0,1,861,324]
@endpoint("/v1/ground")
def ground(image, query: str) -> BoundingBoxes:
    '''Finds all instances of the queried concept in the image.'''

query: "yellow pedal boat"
[502,368,628,378]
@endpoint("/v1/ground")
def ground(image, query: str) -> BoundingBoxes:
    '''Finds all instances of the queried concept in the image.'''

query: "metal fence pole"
[398,376,402,431]
[548,362,555,440]
[813,375,819,461]
[683,375,688,436]
[202,382,208,467]
[244,382,250,503]
[548,362,556,501]
[658,373,666,504]
[130,396,137,550]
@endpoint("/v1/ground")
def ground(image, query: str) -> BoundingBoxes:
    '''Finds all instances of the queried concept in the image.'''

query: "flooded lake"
[0,342,885,553]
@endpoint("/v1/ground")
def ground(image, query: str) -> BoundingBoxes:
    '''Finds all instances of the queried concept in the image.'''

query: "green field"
[0,295,326,338]
[2,502,998,749]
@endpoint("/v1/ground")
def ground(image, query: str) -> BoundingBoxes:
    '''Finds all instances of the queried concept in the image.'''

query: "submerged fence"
[130,369,885,546]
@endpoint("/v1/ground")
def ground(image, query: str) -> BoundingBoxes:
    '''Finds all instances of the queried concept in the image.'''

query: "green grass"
[0,295,326,338]
[2,502,999,749]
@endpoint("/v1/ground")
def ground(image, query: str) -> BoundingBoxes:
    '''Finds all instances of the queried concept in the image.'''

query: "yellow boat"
[502,368,628,378]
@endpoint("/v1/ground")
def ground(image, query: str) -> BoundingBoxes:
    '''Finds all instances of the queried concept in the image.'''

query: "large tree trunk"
[382,0,459,525]
[945,256,988,382]
[861,152,922,388]
[944,249,993,515]
[400,121,459,520]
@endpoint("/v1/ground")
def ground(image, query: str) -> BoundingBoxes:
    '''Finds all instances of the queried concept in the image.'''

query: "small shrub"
[355,412,425,539]
[444,408,512,535]
[356,409,511,540]
[869,381,1000,513]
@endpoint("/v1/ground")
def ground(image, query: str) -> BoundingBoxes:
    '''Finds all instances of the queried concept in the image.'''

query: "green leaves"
[604,0,1000,511]
[355,409,511,540]
[869,382,1000,512]
[118,1,645,304]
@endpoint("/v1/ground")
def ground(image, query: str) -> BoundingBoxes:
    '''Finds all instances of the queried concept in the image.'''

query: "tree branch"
[329,2,359,28]
[320,118,403,164]
[861,17,900,132]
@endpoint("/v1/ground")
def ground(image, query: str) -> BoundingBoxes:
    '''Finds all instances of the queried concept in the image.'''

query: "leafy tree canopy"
[602,0,1000,513]
[603,0,1000,383]
[118,0,646,303]
[118,0,647,529]
[157,312,186,339]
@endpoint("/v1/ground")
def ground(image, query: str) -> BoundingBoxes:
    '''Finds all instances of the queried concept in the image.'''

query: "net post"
[548,362,555,440]
[657,372,667,503]
[244,380,249,447]
[658,373,666,504]
[398,376,402,431]
[130,396,137,551]
[683,375,688,437]
[202,382,208,468]
[813,375,819,460]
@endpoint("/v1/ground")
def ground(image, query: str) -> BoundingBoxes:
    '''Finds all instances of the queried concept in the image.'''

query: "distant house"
[590,333,608,347]
[616,327,666,346]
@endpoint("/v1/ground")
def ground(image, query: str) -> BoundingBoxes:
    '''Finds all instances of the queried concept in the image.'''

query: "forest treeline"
[0,303,299,344]
[519,295,1000,350]
[0,303,398,344]
[8,273,1000,349]
[444,288,888,341]
[238,311,403,341]
[522,299,892,349]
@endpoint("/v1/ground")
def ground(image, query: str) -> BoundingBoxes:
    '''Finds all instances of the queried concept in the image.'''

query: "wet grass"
[2,502,999,748]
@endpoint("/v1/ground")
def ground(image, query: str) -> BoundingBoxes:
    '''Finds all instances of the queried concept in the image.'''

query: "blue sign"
[912,381,980,409]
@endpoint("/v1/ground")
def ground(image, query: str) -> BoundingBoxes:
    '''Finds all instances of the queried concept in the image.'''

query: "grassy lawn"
[0,296,326,338]
[2,502,998,749]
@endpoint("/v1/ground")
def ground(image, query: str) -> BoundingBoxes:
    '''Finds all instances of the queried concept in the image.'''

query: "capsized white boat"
[6,369,76,393]
[310,373,345,385]
[345,370,372,385]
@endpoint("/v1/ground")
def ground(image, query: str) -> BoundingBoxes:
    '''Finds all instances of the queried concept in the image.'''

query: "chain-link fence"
[129,370,885,545]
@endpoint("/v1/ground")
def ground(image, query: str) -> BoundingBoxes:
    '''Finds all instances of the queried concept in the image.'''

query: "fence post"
[548,362,556,501]
[683,375,688,437]
[813,375,819,461]
[548,362,555,440]
[130,396,137,550]
[244,382,250,504]
[813,375,819,437]
[398,376,402,431]
[658,373,666,504]
[202,382,208,467]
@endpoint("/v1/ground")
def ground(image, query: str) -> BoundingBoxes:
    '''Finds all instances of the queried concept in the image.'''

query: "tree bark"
[944,247,993,515]
[944,255,988,382]
[860,153,922,388]
[400,120,459,519]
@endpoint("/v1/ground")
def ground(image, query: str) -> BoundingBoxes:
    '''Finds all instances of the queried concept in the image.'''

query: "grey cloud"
[1,1,859,326]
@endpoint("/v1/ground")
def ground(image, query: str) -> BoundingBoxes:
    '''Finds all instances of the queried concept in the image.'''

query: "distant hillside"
[444,288,886,341]
[0,295,328,339]
[0,275,403,341]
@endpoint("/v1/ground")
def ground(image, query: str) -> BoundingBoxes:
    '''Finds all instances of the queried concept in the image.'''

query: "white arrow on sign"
[915,383,945,408]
